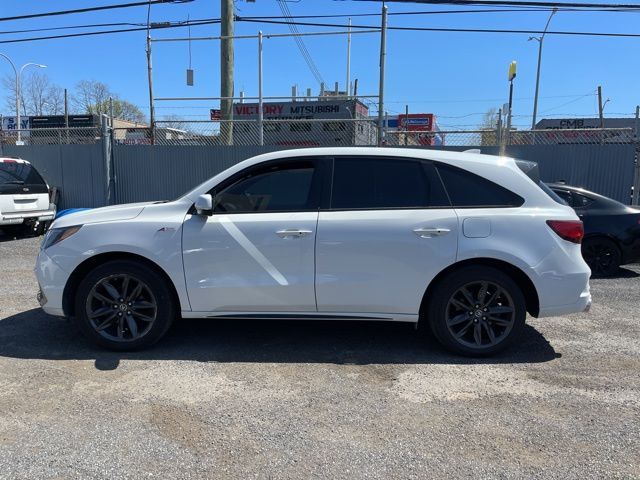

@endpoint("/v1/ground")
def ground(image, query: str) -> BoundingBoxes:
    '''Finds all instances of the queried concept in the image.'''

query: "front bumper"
[34,248,68,317]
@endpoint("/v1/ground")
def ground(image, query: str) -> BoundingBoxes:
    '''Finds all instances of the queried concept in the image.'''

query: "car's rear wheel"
[74,260,176,350]
[582,237,620,277]
[426,266,526,356]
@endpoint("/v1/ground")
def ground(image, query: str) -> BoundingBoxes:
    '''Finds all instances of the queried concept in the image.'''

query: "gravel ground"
[0,235,638,479]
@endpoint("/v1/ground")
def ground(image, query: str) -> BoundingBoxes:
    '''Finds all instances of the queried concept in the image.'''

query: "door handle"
[413,227,451,238]
[276,229,313,238]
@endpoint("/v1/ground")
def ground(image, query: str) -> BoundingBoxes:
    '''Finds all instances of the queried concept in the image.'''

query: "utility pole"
[633,105,640,206]
[597,85,604,128]
[404,104,409,146]
[258,31,263,146]
[146,5,156,145]
[346,17,352,98]
[506,61,517,140]
[220,0,234,145]
[530,8,557,130]
[377,4,388,146]
[64,88,69,144]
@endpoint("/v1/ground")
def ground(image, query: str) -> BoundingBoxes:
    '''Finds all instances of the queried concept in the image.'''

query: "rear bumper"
[538,288,592,317]
[531,238,592,318]
[1,205,56,225]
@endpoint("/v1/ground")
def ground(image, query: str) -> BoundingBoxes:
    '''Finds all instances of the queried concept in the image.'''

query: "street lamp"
[529,8,557,130]
[0,53,47,144]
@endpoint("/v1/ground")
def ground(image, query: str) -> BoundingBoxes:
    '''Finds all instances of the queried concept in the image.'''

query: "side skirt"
[181,311,419,323]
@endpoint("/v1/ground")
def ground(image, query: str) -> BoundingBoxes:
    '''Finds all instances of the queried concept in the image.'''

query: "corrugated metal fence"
[113,145,283,204]
[2,143,106,210]
[1,142,637,208]
[113,143,637,205]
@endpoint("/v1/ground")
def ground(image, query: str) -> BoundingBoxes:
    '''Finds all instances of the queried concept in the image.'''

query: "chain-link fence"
[0,127,102,146]
[114,120,635,148]
[1,120,636,148]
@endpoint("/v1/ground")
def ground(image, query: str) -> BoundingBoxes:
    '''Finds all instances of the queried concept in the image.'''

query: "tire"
[34,221,50,236]
[74,260,176,350]
[582,237,621,277]
[425,266,526,356]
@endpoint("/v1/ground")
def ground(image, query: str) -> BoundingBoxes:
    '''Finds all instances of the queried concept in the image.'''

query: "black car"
[548,183,640,276]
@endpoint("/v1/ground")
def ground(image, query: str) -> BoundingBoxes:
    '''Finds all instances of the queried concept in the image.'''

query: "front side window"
[436,164,524,208]
[212,162,316,213]
[330,157,449,209]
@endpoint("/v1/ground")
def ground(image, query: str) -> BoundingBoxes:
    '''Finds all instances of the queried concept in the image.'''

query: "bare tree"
[73,79,111,116]
[158,114,188,131]
[74,80,146,123]
[479,108,499,130]
[2,72,65,116]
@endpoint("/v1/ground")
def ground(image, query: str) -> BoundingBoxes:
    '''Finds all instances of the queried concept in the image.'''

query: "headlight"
[42,225,82,249]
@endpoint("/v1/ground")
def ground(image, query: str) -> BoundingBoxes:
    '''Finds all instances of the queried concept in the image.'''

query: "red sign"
[397,113,438,146]
[397,113,434,132]
[210,109,221,120]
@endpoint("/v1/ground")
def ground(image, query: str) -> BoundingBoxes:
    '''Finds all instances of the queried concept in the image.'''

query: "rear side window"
[436,164,524,208]
[0,161,48,194]
[572,192,594,208]
[546,186,571,206]
[330,157,450,209]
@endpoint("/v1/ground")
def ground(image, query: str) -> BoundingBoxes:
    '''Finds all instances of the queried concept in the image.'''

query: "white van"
[0,157,56,235]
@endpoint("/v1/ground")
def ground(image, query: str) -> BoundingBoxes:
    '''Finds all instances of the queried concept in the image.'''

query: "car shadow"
[598,266,640,279]
[0,309,560,370]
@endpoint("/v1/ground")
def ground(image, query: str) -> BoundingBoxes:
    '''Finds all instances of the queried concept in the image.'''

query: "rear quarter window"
[436,164,524,208]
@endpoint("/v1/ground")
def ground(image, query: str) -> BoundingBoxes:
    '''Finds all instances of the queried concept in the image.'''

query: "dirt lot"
[0,235,638,479]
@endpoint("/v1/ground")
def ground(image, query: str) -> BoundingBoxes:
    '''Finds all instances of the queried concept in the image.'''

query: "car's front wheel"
[74,260,176,350]
[426,266,526,356]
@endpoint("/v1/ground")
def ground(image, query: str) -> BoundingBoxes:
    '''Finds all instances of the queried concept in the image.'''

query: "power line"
[239,6,640,20]
[238,17,640,38]
[0,19,221,45]
[277,0,324,85]
[0,22,153,36]
[356,0,640,10]
[0,0,193,24]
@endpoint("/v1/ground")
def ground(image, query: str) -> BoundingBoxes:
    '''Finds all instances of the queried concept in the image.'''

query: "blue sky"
[1,0,639,128]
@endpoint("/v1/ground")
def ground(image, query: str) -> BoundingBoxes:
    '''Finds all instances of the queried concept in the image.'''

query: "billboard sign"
[1,116,30,132]
[397,114,434,132]
[397,114,440,146]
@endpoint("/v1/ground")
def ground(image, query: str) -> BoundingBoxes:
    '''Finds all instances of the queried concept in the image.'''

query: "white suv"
[35,148,591,355]
[0,157,56,235]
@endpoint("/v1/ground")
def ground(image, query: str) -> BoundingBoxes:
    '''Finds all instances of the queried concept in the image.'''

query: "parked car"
[548,183,640,276]
[0,157,56,236]
[35,148,591,355]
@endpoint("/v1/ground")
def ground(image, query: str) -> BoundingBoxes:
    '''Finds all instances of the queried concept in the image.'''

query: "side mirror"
[195,194,213,216]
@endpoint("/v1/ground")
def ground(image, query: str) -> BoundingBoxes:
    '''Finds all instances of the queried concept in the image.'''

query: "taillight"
[546,220,584,244]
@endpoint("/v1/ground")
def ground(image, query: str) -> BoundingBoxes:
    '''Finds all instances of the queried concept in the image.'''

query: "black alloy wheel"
[582,237,621,277]
[426,266,526,356]
[86,274,158,342]
[445,281,515,350]
[74,260,176,350]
